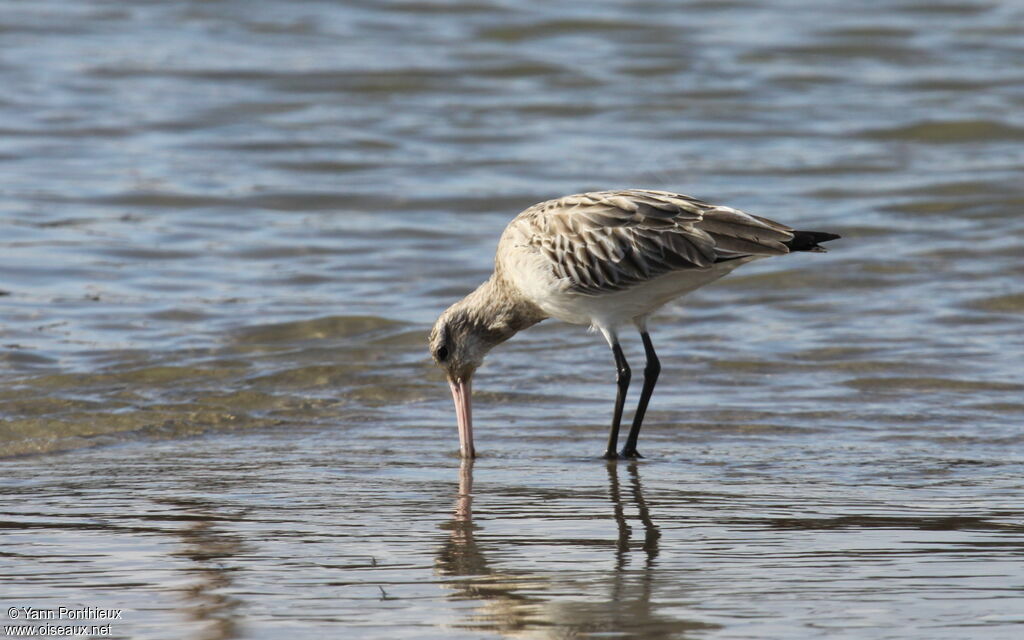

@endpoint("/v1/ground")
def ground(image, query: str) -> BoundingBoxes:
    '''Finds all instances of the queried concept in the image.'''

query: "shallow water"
[2,0,1023,638]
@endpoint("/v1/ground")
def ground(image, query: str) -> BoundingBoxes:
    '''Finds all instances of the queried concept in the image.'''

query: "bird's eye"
[436,345,449,362]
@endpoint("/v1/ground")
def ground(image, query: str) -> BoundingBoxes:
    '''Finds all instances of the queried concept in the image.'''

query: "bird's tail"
[784,230,841,253]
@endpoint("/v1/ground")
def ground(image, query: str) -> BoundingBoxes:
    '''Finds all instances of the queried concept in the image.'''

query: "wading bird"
[429,189,839,459]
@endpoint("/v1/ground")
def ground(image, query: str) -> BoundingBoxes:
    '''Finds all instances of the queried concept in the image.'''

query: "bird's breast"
[498,238,585,322]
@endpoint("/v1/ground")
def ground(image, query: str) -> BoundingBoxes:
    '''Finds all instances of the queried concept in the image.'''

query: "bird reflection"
[435,459,489,578]
[162,497,246,640]
[607,461,661,603]
[436,461,714,638]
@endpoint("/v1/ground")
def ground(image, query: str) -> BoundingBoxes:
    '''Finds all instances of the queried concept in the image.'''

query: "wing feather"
[504,189,797,295]
[698,207,793,257]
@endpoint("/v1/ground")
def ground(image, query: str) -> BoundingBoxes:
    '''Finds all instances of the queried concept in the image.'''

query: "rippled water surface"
[2,1,1023,638]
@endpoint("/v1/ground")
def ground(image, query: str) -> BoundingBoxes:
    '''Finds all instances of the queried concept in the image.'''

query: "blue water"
[2,1,1023,638]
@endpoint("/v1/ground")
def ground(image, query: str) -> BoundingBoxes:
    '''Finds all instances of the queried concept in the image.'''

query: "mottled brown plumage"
[504,190,795,295]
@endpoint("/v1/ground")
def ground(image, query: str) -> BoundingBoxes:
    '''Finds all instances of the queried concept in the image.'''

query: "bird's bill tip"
[448,377,475,458]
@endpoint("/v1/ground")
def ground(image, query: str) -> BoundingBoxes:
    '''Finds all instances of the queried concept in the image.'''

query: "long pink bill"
[448,378,475,459]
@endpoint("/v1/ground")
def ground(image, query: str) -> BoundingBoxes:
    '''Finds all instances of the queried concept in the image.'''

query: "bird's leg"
[621,330,659,459]
[604,340,631,459]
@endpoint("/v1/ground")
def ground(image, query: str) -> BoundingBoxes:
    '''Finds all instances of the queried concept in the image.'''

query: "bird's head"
[429,304,493,384]
[430,275,542,458]
[429,298,508,459]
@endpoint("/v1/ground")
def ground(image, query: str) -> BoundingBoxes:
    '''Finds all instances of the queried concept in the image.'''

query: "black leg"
[621,331,660,458]
[604,340,631,459]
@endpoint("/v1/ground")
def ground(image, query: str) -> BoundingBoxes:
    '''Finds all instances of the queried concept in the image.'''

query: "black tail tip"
[785,230,841,253]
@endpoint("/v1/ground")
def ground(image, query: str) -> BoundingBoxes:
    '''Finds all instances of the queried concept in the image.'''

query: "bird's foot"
[602,450,620,461]
[619,448,644,459]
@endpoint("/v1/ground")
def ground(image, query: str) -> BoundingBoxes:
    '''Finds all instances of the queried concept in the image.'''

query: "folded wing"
[509,189,796,295]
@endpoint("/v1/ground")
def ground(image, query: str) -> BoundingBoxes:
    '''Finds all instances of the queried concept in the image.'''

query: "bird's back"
[503,189,797,281]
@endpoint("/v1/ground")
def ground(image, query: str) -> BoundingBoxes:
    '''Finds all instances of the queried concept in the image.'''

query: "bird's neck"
[460,272,546,344]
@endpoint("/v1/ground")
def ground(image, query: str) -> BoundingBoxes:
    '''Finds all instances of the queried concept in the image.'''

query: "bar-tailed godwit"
[429,189,839,459]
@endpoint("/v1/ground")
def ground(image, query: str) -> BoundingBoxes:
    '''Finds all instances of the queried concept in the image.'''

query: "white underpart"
[505,246,757,334]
